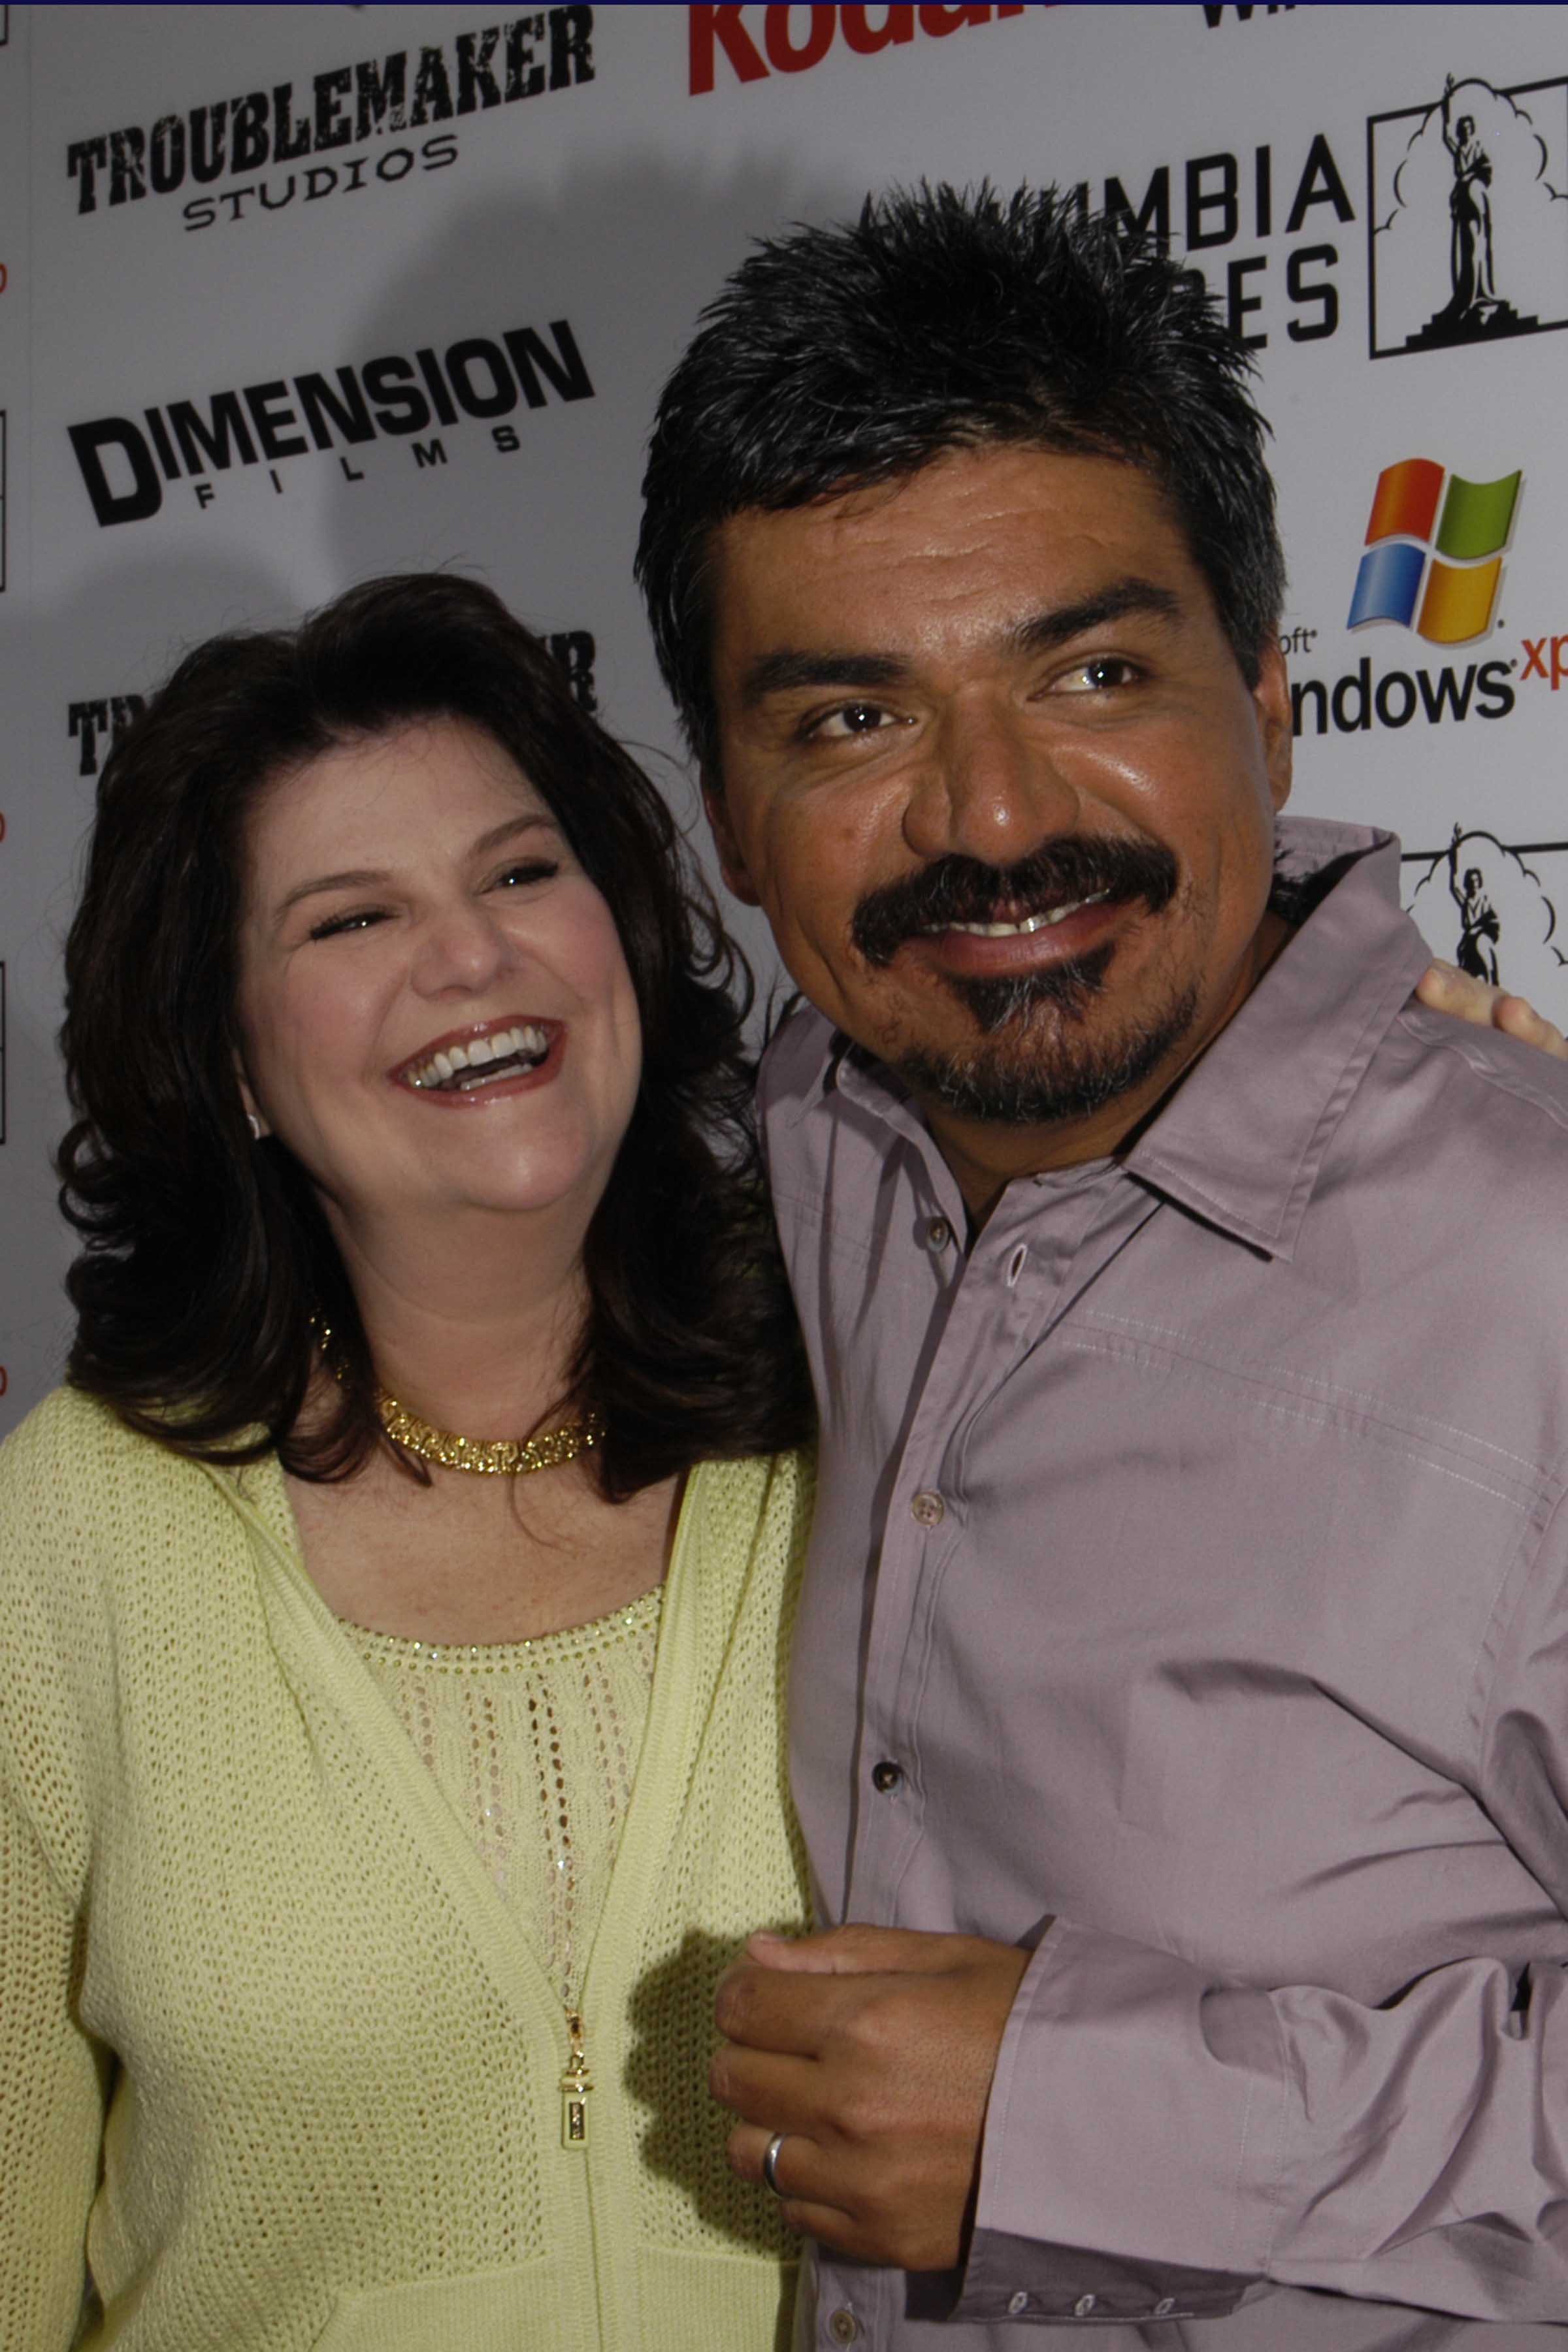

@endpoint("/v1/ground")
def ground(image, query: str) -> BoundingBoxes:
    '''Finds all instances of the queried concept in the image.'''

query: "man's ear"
[1253,640,1293,813]
[701,764,762,907]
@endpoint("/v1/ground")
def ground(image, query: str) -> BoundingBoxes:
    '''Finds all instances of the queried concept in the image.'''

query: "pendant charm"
[561,2012,593,2148]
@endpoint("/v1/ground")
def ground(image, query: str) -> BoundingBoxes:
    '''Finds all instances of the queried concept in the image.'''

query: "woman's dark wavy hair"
[636,181,1287,767]
[58,572,812,1496]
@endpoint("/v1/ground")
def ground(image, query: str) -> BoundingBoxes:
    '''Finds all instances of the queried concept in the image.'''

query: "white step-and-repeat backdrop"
[1,1,1565,1428]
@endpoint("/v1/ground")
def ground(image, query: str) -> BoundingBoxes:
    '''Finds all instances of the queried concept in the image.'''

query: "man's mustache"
[851,837,1180,968]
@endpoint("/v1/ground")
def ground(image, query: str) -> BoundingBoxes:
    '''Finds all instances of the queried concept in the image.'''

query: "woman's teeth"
[930,889,1111,938]
[405,1024,550,1092]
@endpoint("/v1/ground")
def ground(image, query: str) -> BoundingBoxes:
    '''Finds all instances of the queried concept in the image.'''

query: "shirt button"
[1007,2290,1030,2315]
[910,1489,945,1527]
[871,1759,903,1793]
[926,1215,953,1249]
[1153,2298,1177,2317]
[1074,2294,1098,2316]
[828,2310,860,2346]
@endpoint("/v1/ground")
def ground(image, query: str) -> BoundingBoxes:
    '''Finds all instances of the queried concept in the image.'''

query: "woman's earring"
[247,1112,265,1143]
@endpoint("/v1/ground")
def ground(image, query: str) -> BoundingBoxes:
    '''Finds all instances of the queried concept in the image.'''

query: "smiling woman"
[232,717,645,1341]
[0,574,814,2352]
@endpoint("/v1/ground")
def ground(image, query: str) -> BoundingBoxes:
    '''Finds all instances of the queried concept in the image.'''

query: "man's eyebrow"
[271,813,557,924]
[739,649,911,708]
[738,580,1184,709]
[1011,580,1183,655]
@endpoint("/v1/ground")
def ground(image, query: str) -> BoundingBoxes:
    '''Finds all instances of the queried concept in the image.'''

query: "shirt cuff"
[955,1918,1284,2324]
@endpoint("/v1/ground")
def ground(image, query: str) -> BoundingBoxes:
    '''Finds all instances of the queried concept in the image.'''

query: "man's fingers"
[744,1921,1000,1976]
[708,2040,819,2124]
[727,2123,863,2244]
[716,1931,1033,2275]
[717,1927,1002,2053]
[728,2120,822,2196]
[726,2120,968,2268]
[743,1929,843,1972]
[715,1959,851,2055]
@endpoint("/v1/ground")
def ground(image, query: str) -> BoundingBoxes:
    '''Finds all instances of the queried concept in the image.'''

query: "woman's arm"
[0,1786,104,2348]
[0,1399,110,2346]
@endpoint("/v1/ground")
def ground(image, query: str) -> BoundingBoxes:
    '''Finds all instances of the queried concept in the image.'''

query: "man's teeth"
[406,1024,550,1090]
[928,889,1111,938]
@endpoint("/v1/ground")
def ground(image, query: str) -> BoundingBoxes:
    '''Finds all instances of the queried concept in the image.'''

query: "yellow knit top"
[343,1591,664,2008]
[0,1386,812,2352]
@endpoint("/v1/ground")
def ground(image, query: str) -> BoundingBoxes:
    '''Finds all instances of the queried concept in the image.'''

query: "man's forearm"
[959,1915,1568,2325]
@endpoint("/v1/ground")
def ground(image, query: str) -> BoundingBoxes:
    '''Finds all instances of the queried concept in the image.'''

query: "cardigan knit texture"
[0,1386,811,2351]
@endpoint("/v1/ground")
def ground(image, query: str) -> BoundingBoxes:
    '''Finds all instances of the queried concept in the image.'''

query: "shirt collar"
[823,817,1431,1262]
[1123,817,1428,1259]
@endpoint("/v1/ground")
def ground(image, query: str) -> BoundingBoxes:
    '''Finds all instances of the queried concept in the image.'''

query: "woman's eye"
[493,859,559,889]
[308,908,385,941]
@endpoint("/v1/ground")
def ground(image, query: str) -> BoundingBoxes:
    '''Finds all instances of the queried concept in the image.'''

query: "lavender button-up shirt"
[762,818,1568,2349]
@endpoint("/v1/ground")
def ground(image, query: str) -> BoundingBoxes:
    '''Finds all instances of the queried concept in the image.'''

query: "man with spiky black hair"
[639,185,1568,2349]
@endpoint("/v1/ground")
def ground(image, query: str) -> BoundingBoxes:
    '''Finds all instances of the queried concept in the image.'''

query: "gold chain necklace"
[375,1391,602,1477]
[315,1320,601,1477]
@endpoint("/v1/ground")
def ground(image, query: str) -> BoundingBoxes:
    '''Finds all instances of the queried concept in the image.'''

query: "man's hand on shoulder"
[1416,959,1568,1059]
[711,1922,1033,2270]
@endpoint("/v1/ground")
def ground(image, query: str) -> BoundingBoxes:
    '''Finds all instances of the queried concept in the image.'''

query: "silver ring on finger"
[762,2130,789,2197]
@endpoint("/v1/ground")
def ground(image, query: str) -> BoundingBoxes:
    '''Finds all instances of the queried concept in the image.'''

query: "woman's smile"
[236,716,642,1230]
[395,1015,563,1101]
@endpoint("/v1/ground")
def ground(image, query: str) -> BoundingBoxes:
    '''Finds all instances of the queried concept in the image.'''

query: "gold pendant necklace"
[375,1391,603,1478]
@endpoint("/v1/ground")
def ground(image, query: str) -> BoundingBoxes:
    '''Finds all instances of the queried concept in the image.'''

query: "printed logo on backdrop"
[689,6,1031,97]
[67,696,146,777]
[67,322,594,525]
[1072,133,1354,351]
[1368,73,1568,358]
[64,642,596,780]
[65,10,593,234]
[0,11,10,46]
[1402,830,1568,1013]
[1285,454,1568,742]
[1200,5,1294,23]
[1348,459,1519,645]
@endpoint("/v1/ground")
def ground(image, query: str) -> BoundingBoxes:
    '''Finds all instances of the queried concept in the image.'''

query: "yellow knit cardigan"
[0,1387,812,2351]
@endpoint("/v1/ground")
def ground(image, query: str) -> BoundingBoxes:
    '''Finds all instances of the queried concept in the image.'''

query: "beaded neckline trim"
[340,1584,663,1671]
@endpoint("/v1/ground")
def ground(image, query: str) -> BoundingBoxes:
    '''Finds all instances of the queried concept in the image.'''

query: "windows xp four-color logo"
[1347,458,1520,644]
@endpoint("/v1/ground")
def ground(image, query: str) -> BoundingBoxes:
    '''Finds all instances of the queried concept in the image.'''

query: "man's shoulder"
[1341,994,1568,1286]
[1379,995,1568,1147]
